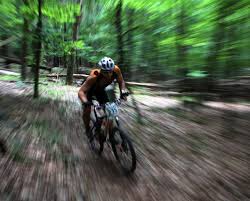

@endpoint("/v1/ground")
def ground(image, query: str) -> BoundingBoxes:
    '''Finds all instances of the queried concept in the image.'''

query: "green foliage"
[40,83,66,99]
[43,2,80,23]
[30,118,62,148]
[187,70,208,78]
[0,0,249,81]
[0,75,20,81]
[0,0,22,34]
[129,86,151,95]
[63,40,84,55]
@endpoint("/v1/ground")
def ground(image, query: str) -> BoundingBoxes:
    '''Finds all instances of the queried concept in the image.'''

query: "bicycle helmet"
[98,57,115,71]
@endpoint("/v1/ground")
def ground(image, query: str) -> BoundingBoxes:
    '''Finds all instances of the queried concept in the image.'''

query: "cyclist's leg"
[82,102,91,138]
[82,92,94,135]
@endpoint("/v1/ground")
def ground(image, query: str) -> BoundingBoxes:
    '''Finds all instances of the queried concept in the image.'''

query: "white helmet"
[98,57,115,71]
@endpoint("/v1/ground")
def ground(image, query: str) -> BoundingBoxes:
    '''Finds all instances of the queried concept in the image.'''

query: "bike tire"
[111,127,136,173]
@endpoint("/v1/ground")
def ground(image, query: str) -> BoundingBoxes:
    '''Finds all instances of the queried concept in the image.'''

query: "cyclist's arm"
[115,66,129,100]
[115,66,126,92]
[78,76,96,104]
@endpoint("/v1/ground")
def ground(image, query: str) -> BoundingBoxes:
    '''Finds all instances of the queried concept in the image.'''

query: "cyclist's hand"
[120,89,129,101]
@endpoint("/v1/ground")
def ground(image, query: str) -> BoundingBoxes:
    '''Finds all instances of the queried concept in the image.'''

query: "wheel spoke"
[113,132,134,170]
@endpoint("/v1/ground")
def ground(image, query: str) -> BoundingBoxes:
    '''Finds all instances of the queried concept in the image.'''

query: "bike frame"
[89,97,137,173]
[91,99,121,142]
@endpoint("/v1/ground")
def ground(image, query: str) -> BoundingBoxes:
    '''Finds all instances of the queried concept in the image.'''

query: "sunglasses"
[101,70,112,74]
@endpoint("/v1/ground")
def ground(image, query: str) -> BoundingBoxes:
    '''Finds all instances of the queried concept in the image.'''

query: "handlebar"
[83,92,129,108]
[92,98,124,108]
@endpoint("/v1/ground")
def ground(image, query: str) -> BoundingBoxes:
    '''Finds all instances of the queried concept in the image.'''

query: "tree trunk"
[125,8,134,80]
[63,23,67,69]
[206,14,225,75]
[66,0,83,85]
[21,16,28,80]
[1,35,10,68]
[21,0,29,81]
[33,0,42,98]
[206,0,238,78]
[225,25,237,77]
[53,56,59,67]
[115,0,125,76]
[66,56,74,85]
[224,1,239,77]
[176,1,187,72]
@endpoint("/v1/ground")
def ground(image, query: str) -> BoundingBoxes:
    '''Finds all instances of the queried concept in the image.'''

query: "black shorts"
[87,90,109,104]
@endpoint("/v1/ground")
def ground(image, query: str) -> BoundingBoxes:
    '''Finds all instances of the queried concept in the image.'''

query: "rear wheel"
[111,127,136,173]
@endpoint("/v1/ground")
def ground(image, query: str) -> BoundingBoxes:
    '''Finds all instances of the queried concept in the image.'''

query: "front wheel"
[111,127,136,173]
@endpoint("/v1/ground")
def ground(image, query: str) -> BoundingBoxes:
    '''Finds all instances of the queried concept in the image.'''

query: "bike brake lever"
[115,99,122,105]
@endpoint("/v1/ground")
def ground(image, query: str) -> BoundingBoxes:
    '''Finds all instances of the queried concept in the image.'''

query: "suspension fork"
[102,118,114,140]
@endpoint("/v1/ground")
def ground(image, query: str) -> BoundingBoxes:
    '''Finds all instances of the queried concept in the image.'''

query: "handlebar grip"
[121,92,130,99]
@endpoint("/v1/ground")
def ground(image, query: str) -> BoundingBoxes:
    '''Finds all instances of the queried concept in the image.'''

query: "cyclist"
[78,57,128,141]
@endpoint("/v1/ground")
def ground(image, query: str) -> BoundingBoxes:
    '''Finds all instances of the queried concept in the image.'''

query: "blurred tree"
[66,0,83,85]
[20,0,29,81]
[206,0,245,77]
[176,0,187,72]
[115,0,126,76]
[206,0,230,76]
[0,0,19,68]
[33,0,42,98]
[124,7,135,79]
[0,0,249,86]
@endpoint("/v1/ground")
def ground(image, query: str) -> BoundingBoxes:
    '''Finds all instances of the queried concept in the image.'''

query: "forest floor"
[0,80,249,201]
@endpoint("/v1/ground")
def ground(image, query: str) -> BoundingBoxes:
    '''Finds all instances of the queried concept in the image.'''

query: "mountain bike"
[88,93,136,173]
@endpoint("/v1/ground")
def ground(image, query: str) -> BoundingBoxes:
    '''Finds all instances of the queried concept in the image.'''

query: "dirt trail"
[0,81,249,201]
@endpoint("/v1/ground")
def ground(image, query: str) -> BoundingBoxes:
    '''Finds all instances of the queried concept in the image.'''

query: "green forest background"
[0,0,249,84]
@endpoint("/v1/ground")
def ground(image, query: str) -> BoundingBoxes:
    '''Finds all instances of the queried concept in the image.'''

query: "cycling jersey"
[87,65,122,104]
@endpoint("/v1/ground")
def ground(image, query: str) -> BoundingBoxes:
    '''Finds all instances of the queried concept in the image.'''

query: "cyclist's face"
[101,70,113,78]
